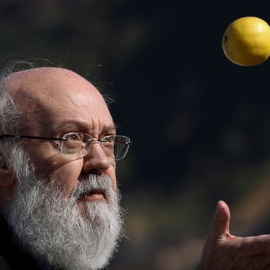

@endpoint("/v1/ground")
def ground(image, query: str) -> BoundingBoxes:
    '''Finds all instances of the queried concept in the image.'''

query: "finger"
[199,201,233,269]
[239,234,270,256]
[208,200,231,241]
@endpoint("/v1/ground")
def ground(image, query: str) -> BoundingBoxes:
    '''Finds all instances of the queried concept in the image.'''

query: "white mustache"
[70,174,113,200]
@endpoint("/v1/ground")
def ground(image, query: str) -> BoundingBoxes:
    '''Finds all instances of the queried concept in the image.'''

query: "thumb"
[209,200,231,241]
[199,201,232,269]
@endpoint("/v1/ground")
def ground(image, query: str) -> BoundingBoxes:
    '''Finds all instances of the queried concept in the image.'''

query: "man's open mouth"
[78,189,106,202]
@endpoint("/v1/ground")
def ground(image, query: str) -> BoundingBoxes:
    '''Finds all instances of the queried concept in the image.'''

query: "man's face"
[8,67,117,196]
[3,68,123,270]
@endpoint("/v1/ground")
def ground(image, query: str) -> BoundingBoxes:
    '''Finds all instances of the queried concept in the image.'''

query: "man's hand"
[199,201,270,269]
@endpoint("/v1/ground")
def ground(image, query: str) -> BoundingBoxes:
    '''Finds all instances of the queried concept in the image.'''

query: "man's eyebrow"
[54,120,117,132]
[55,120,89,130]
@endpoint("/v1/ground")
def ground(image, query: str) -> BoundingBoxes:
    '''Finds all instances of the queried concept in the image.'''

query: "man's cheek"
[49,164,82,196]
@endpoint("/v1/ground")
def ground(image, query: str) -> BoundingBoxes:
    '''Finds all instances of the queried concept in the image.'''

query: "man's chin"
[75,200,110,224]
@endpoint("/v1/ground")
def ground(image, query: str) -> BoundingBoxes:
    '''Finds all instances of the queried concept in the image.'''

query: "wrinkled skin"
[199,201,270,270]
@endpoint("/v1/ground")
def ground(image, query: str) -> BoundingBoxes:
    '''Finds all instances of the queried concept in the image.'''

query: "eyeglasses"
[0,133,132,161]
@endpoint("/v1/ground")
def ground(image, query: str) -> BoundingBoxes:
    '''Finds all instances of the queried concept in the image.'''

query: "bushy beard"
[5,146,124,270]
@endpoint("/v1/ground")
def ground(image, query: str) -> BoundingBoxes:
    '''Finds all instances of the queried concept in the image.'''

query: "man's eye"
[66,133,83,141]
[102,136,115,143]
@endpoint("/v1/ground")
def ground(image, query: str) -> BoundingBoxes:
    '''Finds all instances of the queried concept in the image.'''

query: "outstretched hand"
[199,201,270,270]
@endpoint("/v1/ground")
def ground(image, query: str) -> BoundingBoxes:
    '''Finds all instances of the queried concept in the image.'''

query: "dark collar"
[0,214,56,270]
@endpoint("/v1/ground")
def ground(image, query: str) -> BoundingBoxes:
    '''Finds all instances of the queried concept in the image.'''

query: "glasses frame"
[0,133,132,161]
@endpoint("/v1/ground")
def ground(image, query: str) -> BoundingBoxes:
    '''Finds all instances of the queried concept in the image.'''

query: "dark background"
[2,0,270,269]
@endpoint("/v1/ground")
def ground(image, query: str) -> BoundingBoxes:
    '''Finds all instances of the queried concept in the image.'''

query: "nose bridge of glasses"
[88,138,102,147]
[83,138,111,163]
[85,138,108,157]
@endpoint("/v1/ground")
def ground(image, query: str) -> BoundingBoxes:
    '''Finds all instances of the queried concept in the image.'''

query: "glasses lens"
[114,136,131,160]
[60,133,89,159]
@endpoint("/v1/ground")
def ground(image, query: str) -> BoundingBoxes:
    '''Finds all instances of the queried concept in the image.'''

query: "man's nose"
[82,142,111,174]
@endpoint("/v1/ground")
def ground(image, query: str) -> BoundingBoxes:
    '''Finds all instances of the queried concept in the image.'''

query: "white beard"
[5,149,123,270]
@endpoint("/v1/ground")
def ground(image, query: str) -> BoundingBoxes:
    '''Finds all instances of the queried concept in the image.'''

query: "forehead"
[5,68,114,134]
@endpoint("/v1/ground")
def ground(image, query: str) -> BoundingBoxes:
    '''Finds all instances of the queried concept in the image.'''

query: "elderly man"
[0,66,131,270]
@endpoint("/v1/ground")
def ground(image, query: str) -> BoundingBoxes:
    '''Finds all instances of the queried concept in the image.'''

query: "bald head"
[4,67,99,99]
[2,67,112,135]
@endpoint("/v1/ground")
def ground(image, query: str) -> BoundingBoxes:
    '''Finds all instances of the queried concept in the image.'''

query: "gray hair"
[0,60,37,134]
[0,62,30,176]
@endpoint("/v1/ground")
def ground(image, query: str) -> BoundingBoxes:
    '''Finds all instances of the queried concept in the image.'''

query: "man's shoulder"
[0,254,14,270]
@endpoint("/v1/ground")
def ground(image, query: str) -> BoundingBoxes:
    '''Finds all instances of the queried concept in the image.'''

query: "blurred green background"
[2,0,270,269]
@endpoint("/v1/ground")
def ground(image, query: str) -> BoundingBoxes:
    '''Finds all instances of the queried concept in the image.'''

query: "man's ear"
[0,168,16,211]
[0,168,15,187]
